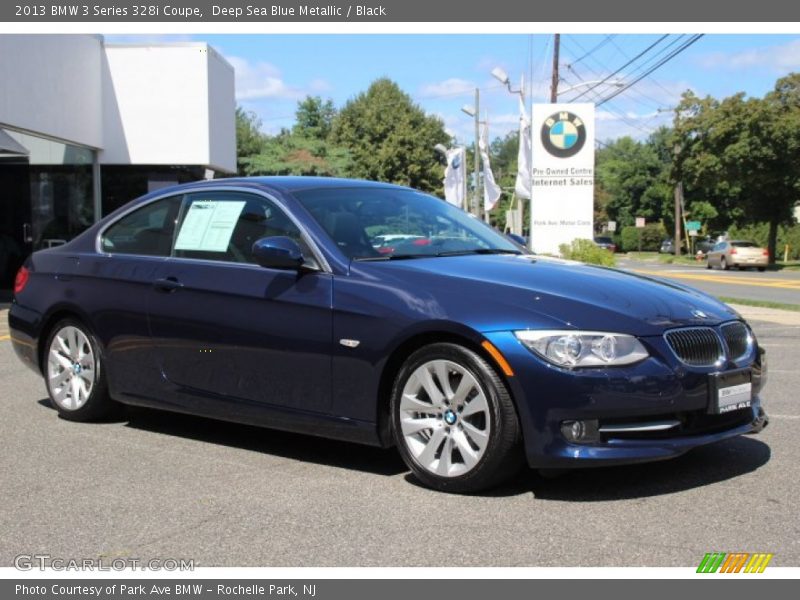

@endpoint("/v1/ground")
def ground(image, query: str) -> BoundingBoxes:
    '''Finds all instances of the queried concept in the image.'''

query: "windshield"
[292,187,522,260]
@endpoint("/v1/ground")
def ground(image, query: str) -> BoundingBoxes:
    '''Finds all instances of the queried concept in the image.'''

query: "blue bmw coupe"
[9,177,768,492]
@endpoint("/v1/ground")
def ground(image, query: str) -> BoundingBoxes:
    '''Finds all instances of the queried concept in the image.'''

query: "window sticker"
[174,200,246,252]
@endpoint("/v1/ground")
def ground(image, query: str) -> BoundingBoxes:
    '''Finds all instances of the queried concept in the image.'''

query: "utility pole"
[550,33,560,103]
[473,87,482,220]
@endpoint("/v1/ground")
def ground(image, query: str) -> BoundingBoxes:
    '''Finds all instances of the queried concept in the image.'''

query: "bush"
[559,239,616,266]
[620,223,666,252]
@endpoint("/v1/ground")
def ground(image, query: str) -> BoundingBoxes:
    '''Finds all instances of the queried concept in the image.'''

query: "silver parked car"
[706,240,769,271]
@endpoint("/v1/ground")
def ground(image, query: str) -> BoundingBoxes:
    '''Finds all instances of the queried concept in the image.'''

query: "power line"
[595,35,704,106]
[570,34,670,102]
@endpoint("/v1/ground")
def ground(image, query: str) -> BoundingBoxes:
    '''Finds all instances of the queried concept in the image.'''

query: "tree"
[235,107,265,175]
[293,96,336,141]
[331,78,451,194]
[240,131,350,177]
[595,134,672,229]
[673,74,800,262]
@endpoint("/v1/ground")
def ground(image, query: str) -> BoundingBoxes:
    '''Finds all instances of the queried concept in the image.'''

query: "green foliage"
[235,107,266,175]
[240,133,351,177]
[331,78,450,194]
[293,96,336,141]
[674,73,800,261]
[620,223,667,252]
[687,200,718,229]
[595,129,674,231]
[559,239,616,266]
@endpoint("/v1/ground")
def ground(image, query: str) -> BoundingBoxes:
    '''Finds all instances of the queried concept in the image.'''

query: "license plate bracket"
[708,368,752,414]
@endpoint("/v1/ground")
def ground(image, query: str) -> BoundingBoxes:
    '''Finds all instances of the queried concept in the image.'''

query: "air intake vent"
[665,327,723,366]
[720,321,752,360]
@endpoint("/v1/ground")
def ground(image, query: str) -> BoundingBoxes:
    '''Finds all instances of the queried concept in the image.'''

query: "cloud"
[419,78,477,98]
[698,39,800,72]
[226,56,303,101]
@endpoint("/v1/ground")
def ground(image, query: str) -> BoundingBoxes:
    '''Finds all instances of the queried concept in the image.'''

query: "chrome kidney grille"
[720,321,753,361]
[664,323,752,367]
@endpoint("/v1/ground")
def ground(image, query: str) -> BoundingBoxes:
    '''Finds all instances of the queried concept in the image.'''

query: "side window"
[713,242,724,252]
[172,192,312,265]
[101,196,182,256]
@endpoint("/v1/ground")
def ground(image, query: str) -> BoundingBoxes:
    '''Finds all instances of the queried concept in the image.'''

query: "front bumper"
[484,330,768,469]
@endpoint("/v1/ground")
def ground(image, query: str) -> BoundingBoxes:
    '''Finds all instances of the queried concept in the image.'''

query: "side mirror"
[251,236,305,270]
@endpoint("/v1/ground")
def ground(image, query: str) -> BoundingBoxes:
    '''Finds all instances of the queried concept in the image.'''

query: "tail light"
[763,249,770,257]
[14,266,29,294]
[730,248,737,255]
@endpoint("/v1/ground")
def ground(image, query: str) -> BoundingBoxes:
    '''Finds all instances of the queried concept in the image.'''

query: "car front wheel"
[391,343,522,493]
[44,319,118,421]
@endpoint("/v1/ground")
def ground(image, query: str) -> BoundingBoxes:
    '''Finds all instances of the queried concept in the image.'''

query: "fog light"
[561,419,599,443]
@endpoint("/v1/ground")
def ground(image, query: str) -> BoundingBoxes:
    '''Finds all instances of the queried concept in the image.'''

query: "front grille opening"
[721,321,751,360]
[665,327,723,366]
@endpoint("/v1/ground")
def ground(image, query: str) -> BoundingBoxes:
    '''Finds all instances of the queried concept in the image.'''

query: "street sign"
[607,221,617,232]
[635,217,646,228]
[686,221,701,231]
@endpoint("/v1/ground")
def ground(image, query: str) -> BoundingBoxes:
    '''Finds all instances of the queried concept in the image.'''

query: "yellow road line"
[632,269,800,290]
[0,335,10,341]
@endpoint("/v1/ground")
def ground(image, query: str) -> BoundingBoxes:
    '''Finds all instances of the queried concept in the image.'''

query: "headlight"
[514,330,649,367]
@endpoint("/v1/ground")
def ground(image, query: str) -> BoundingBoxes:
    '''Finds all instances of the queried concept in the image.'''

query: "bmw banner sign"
[531,103,595,255]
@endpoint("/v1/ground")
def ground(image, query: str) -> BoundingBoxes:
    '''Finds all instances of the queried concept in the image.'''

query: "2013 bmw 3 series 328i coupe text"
[9,177,768,493]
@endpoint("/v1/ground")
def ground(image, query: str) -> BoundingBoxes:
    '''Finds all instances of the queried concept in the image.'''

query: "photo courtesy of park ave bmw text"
[0,0,799,593]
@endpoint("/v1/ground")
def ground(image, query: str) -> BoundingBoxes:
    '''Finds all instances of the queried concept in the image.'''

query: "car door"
[146,189,333,414]
[91,194,184,401]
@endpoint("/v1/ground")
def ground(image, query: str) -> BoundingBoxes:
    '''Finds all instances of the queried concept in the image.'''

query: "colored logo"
[541,111,587,158]
[696,552,773,573]
[691,309,709,319]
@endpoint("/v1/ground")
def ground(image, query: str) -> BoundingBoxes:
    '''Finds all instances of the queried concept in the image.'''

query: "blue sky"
[110,33,800,144]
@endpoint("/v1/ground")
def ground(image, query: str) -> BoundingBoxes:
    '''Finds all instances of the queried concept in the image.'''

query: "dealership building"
[0,35,236,290]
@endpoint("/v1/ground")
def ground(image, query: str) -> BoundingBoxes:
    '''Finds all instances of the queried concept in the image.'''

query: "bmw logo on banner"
[530,103,595,256]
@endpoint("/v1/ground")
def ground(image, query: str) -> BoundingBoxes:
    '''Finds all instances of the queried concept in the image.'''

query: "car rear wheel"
[720,256,729,270]
[45,319,118,421]
[391,343,522,493]
[758,267,766,272]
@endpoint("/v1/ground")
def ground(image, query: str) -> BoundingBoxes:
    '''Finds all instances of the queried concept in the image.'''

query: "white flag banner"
[479,122,502,213]
[443,146,466,208]
[514,77,532,200]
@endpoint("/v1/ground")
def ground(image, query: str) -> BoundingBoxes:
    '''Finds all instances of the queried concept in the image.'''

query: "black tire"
[390,342,523,493]
[706,261,712,270]
[720,257,729,270]
[758,267,766,272]
[43,318,120,422]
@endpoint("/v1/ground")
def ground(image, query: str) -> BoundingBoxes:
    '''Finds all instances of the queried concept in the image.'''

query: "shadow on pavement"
[37,398,769,496]
[36,399,407,477]
[482,435,771,501]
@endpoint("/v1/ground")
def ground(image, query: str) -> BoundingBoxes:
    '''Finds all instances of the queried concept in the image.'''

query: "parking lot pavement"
[1,320,798,568]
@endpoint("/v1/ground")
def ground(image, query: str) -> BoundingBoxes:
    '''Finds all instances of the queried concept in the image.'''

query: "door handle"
[153,277,184,293]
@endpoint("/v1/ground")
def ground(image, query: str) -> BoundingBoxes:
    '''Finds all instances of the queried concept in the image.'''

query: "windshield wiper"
[434,248,523,257]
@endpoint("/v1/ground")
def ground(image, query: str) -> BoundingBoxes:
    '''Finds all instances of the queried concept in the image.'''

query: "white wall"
[206,46,236,175]
[0,35,103,149]
[101,43,236,173]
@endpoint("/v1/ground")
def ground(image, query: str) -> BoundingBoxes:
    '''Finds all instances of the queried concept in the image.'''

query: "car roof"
[153,176,413,198]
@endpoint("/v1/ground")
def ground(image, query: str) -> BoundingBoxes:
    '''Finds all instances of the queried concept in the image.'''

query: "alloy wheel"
[399,359,491,477]
[47,325,96,411]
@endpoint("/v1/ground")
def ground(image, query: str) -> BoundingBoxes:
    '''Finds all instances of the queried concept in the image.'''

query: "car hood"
[353,254,739,336]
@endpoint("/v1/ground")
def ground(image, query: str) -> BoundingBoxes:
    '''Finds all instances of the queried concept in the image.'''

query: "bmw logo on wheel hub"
[444,409,457,425]
[541,111,587,158]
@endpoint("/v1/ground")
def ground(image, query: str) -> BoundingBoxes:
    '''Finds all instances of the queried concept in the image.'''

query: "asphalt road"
[1,317,798,568]
[618,257,800,306]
